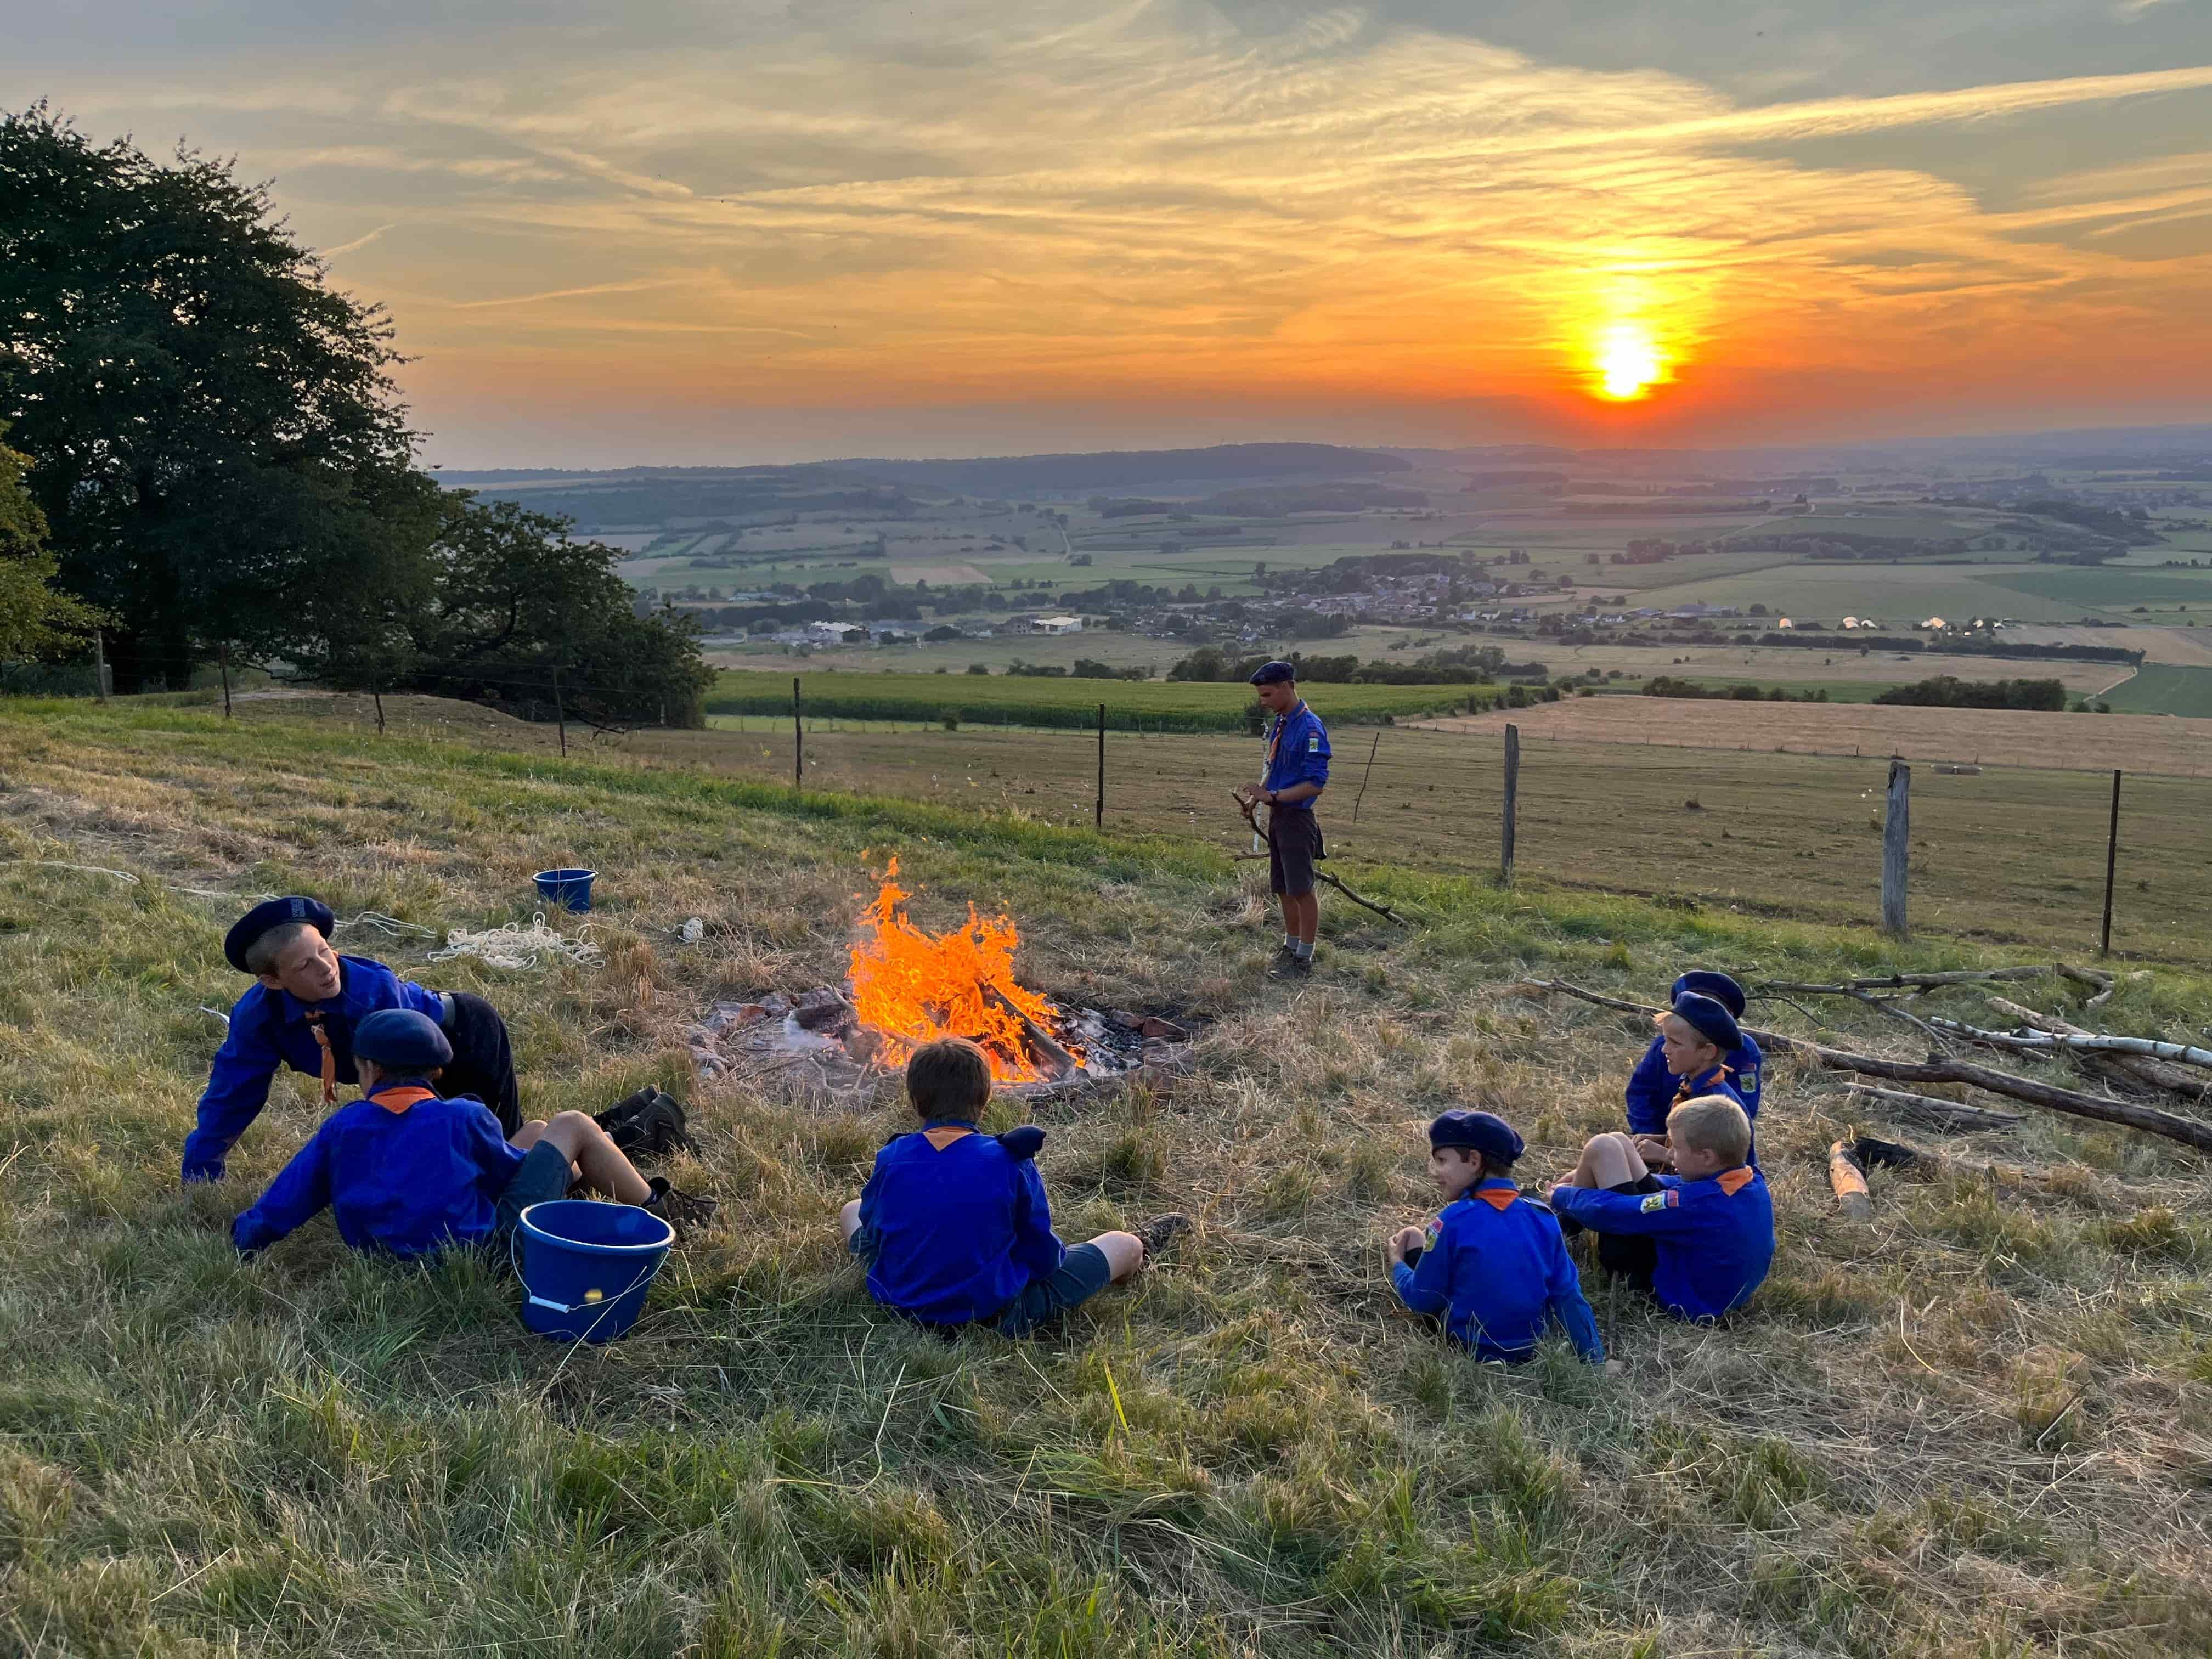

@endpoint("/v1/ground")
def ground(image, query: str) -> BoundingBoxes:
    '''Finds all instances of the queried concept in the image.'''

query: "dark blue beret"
[1248,659,1297,686]
[1666,992,1742,1054]
[1428,1109,1524,1163]
[1672,970,1747,1019]
[996,1125,1047,1161]
[352,1009,453,1072]
[224,895,335,973]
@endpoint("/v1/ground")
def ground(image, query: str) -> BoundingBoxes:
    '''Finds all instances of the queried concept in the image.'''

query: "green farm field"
[705,669,1481,731]
[1627,560,2100,624]
[2099,663,2212,716]
[5,696,2212,1655]
[709,625,1445,677]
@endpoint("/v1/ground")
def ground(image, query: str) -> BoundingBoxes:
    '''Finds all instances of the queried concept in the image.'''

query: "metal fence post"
[1882,760,1910,938]
[1095,702,1105,828]
[2101,769,2121,956]
[1501,722,1520,887]
[792,676,802,789]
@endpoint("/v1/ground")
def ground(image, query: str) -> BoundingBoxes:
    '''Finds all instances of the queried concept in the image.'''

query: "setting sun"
[1592,323,1669,402]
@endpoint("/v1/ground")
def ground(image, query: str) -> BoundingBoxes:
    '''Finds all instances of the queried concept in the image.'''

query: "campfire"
[849,859,1080,1084]
[686,860,1190,1097]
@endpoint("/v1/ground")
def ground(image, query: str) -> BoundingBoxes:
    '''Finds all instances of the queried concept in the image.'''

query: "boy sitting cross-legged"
[1384,1109,1605,1364]
[1548,1096,1774,1324]
[840,1037,1187,1336]
[231,1009,713,1260]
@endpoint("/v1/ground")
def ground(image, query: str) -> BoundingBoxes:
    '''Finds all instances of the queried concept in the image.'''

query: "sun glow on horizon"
[1591,321,1671,402]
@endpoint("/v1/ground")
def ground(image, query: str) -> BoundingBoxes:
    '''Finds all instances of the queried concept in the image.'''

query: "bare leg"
[1089,1229,1146,1282]
[1567,1132,1649,1192]
[840,1199,863,1243]
[533,1110,651,1204]
[510,1119,549,1150]
[1281,890,1319,946]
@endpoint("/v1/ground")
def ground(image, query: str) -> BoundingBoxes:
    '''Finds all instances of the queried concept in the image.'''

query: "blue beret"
[1672,971,1747,1019]
[1248,659,1297,686]
[1428,1109,1524,1163]
[996,1125,1047,1162]
[352,1009,453,1071]
[224,895,335,973]
[1665,992,1742,1054]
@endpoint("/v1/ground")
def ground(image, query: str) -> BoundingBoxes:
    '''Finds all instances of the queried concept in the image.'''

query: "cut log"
[1842,1084,2025,1133]
[1511,978,2212,1154]
[1829,1139,1873,1220]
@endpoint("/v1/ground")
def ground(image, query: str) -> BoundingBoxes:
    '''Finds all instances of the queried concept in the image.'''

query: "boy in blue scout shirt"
[1234,661,1330,980]
[1625,991,1753,1173]
[185,896,521,1183]
[840,1037,1188,1335]
[1626,971,1762,1136]
[1548,1095,1774,1323]
[230,1010,712,1260]
[1384,1109,1605,1364]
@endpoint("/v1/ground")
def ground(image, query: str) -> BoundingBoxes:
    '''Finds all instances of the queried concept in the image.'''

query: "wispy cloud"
[320,221,396,257]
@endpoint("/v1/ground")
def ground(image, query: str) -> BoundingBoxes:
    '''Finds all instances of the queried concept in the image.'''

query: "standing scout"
[183,897,521,1182]
[1237,660,1330,979]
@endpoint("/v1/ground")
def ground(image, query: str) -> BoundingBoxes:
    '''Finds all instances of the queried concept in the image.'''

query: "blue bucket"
[533,867,597,911]
[514,1200,673,1342]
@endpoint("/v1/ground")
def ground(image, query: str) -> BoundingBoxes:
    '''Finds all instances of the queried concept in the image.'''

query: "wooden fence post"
[93,628,110,701]
[792,676,802,789]
[1501,722,1520,887]
[551,665,567,757]
[2100,769,2121,957]
[218,644,232,719]
[1882,759,1910,938]
[1095,703,1105,828]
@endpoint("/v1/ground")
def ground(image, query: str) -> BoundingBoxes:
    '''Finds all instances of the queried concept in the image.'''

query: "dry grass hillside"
[0,698,2208,1657]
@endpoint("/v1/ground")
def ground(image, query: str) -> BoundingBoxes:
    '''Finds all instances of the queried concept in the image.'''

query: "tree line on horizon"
[0,104,713,724]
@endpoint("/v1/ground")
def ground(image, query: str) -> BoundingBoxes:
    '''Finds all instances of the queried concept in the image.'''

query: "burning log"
[981,983,1077,1080]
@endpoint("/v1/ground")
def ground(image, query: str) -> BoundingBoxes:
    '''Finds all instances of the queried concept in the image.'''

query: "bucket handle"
[510,1232,664,1322]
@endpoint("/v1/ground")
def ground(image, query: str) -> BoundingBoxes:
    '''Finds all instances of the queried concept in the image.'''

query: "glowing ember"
[848,860,1080,1082]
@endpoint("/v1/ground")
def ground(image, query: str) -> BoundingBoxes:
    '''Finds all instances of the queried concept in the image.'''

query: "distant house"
[1032,614,1084,635]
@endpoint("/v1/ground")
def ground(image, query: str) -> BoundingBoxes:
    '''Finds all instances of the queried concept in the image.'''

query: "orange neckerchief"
[1265,699,1308,765]
[921,1124,975,1151]
[1473,1179,1519,1212]
[365,1085,437,1117]
[1717,1167,1755,1195]
[1674,1062,1733,1105]
[302,1009,339,1104]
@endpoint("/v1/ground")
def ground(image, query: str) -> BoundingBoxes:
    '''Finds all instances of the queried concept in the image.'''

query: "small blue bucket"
[514,1200,673,1342]
[533,867,597,911]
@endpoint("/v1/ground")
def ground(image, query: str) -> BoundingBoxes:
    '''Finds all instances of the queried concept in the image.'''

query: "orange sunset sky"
[12,1,2212,464]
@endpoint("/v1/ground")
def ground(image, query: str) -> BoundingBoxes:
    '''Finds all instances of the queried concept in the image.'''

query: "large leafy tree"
[0,422,105,660]
[0,104,415,691]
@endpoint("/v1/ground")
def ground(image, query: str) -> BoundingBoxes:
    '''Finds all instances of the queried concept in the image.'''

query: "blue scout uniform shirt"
[1549,1165,1775,1322]
[230,1081,525,1260]
[1391,1180,1605,1362]
[857,1120,1066,1325]
[1626,1036,1762,1137]
[185,955,447,1181]
[1261,700,1331,805]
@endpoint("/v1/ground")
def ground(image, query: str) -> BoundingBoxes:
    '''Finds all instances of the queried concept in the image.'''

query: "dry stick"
[1986,995,2208,1101]
[1842,1083,2025,1132]
[1757,966,2111,997]
[1923,1018,2212,1073]
[1511,978,2212,1153]
[1350,729,1383,823]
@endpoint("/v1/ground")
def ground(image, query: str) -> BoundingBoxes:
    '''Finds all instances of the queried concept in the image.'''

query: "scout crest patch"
[1640,1191,1678,1213]
[1423,1217,1443,1247]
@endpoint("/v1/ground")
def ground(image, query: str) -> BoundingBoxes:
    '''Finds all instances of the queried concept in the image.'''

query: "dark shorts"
[439,991,522,1138]
[1268,809,1324,898]
[849,1232,1115,1337]
[1593,1174,1663,1293]
[494,1140,575,1235]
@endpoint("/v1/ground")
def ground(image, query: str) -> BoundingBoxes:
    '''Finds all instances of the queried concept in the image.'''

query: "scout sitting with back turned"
[185,897,521,1182]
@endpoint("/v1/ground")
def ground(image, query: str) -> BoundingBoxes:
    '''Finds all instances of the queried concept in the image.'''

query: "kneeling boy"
[1548,1096,1773,1323]
[231,1010,709,1259]
[187,897,522,1182]
[1384,1109,1604,1364]
[840,1037,1186,1336]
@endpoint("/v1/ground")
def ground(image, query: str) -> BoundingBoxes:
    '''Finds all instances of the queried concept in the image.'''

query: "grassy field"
[707,626,1449,678]
[706,670,1483,731]
[2,698,2211,1657]
[1988,567,2212,617]
[2098,664,2212,716]
[1627,562,2095,625]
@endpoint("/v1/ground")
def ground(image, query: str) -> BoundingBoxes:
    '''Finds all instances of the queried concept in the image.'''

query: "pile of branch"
[1756,965,2114,1007]
[1511,978,2212,1154]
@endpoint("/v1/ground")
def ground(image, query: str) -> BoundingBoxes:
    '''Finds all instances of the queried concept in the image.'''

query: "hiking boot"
[1267,950,1312,980]
[1133,1212,1191,1262]
[597,1088,693,1160]
[641,1176,718,1241]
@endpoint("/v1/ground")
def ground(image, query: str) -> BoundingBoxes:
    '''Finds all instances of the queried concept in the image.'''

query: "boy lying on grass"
[1626,970,1762,1136]
[1384,1109,1605,1364]
[231,1010,715,1260]
[1548,1096,1774,1324]
[840,1037,1187,1336]
[187,897,521,1182]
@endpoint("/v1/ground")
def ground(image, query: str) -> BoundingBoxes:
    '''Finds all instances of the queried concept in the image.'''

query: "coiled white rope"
[428,912,603,970]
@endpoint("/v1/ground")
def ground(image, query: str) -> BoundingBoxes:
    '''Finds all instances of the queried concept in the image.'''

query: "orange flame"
[848,859,1079,1082]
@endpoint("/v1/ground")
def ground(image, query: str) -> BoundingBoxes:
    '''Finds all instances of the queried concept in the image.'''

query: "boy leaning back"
[1549,1095,1774,1323]
[230,1010,708,1259]
[185,897,521,1182]
[1385,1110,1605,1364]
[841,1038,1187,1335]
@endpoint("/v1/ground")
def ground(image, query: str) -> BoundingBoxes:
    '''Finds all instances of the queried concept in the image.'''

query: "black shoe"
[1134,1212,1190,1261]
[1267,951,1312,979]
[597,1088,693,1160]
[641,1176,718,1240]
